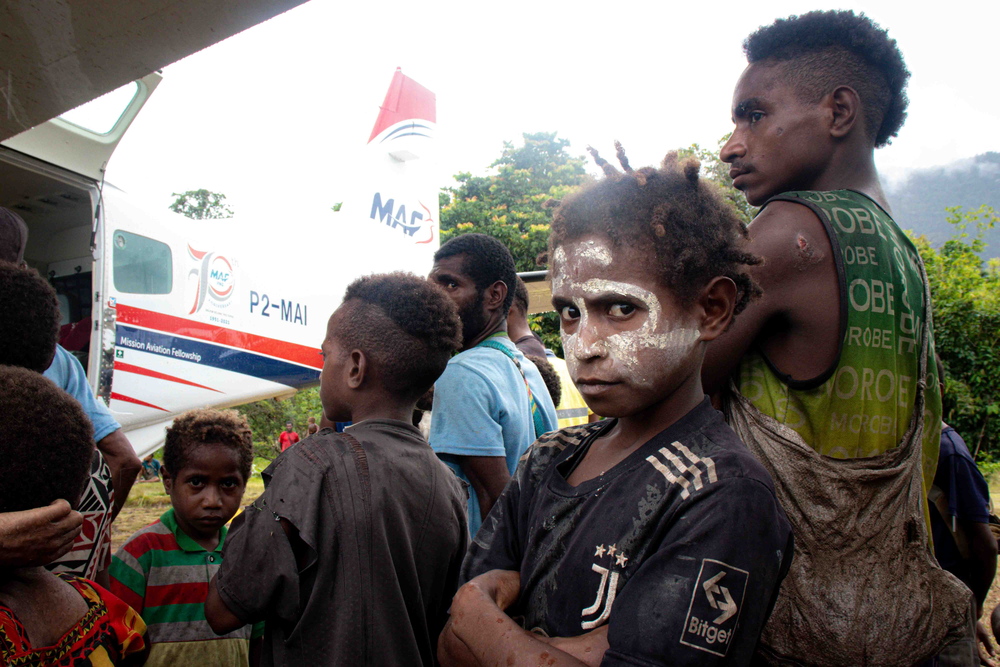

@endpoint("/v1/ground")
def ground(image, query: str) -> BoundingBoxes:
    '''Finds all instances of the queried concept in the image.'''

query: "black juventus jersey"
[461,399,794,666]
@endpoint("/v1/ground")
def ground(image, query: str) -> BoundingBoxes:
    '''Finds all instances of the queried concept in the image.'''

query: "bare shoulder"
[747,200,835,290]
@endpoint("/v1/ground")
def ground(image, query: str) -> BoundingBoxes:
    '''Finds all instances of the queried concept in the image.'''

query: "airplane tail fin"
[368,67,436,146]
[336,68,440,270]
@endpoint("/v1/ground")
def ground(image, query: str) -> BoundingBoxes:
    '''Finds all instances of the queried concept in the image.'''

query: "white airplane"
[1,67,440,456]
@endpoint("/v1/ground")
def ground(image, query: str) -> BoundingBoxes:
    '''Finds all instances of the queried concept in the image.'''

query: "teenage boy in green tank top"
[704,10,942,494]
[703,9,977,663]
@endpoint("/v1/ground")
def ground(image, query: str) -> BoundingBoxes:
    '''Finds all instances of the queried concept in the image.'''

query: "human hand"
[978,620,997,666]
[0,500,83,567]
[466,569,521,611]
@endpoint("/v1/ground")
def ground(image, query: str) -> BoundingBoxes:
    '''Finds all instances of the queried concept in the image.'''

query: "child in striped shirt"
[110,409,263,667]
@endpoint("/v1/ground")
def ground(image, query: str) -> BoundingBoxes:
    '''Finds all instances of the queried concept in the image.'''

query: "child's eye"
[608,303,635,318]
[221,479,238,489]
[749,111,765,124]
[188,477,204,487]
[560,305,580,320]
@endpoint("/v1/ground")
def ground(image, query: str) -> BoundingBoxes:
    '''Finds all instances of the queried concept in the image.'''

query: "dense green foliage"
[440,131,589,269]
[237,387,323,459]
[169,189,234,220]
[439,132,591,353]
[677,134,757,225]
[911,205,1000,457]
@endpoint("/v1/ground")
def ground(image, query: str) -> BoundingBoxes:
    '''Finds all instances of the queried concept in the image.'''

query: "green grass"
[122,472,266,510]
[986,469,1000,511]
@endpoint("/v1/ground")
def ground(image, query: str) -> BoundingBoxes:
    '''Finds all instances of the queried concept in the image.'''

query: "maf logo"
[188,245,235,315]
[680,559,748,657]
[369,192,436,245]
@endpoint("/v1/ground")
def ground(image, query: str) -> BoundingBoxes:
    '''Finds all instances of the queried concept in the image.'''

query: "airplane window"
[113,230,172,295]
[58,82,139,135]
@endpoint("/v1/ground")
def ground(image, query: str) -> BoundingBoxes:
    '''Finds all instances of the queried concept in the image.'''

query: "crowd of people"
[0,8,996,667]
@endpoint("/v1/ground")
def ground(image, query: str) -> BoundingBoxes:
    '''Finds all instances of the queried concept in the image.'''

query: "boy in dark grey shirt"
[206,273,469,666]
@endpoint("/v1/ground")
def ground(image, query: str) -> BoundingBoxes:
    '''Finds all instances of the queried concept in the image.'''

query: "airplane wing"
[0,0,309,141]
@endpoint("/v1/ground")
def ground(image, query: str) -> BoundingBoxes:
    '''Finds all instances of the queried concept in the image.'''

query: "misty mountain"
[885,152,1000,259]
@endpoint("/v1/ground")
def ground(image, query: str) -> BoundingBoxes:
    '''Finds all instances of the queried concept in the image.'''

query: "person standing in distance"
[277,421,299,453]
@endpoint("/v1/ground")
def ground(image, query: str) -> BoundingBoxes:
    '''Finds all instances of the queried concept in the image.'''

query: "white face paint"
[552,239,701,389]
[576,238,613,267]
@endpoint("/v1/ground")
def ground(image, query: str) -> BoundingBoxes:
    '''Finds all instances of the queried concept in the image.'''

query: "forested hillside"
[887,152,1000,258]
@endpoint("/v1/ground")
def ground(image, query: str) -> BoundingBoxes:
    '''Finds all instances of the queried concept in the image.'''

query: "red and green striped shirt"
[109,508,263,667]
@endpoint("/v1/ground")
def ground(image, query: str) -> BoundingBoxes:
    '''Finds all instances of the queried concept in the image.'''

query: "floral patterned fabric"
[0,574,147,666]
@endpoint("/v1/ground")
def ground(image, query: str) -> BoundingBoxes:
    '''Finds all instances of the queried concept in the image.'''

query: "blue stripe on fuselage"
[116,324,321,389]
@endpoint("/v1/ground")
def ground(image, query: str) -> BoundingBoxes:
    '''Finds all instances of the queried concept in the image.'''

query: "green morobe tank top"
[737,190,942,495]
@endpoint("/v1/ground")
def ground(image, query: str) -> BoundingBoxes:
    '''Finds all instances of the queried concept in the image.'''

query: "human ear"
[347,350,367,389]
[161,467,173,494]
[695,277,737,342]
[486,280,508,311]
[828,85,861,139]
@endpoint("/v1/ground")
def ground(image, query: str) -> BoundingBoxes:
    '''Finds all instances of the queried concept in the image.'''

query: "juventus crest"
[581,543,629,630]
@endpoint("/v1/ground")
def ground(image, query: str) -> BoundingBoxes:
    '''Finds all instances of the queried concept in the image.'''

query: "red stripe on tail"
[367,68,436,143]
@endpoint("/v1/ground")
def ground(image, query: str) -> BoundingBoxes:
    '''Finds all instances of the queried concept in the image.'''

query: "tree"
[677,133,756,225]
[238,387,324,459]
[440,132,591,353]
[911,205,1000,458]
[440,131,589,270]
[169,189,234,219]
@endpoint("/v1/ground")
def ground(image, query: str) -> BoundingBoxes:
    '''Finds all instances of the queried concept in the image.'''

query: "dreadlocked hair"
[550,145,762,317]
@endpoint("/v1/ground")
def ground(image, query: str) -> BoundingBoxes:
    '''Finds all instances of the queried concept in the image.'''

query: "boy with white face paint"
[440,149,794,667]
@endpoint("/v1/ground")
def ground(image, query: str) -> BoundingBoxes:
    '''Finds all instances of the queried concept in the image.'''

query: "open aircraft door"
[2,72,162,182]
[1,70,163,400]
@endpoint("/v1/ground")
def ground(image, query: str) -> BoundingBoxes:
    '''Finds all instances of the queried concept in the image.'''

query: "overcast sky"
[98,0,1000,224]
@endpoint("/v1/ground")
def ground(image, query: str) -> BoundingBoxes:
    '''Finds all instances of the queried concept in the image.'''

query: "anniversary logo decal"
[187,244,239,326]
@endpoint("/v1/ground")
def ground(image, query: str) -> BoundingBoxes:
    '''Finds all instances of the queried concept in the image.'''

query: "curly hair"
[164,409,254,481]
[0,207,28,264]
[334,272,463,400]
[0,366,95,512]
[511,276,531,316]
[434,233,518,314]
[0,262,61,371]
[527,354,561,408]
[744,10,910,148]
[550,146,762,316]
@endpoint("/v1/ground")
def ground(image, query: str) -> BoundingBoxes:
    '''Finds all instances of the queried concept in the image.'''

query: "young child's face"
[163,444,246,541]
[550,234,703,418]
